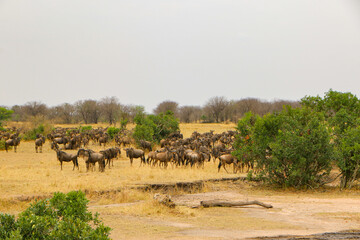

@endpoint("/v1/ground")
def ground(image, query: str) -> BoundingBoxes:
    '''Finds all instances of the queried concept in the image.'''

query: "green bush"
[107,127,121,139]
[0,107,13,127]
[23,125,43,140]
[133,111,179,143]
[233,107,334,188]
[120,118,129,129]
[0,140,6,151]
[22,123,54,140]
[80,125,92,133]
[337,127,360,189]
[0,191,111,239]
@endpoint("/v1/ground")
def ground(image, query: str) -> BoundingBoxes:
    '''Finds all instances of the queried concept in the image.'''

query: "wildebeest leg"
[130,157,133,166]
[40,146,42,153]
[218,161,222,172]
[223,164,229,173]
[60,161,63,170]
[107,159,111,169]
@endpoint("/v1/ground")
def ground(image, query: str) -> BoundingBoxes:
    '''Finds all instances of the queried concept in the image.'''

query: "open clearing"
[1,123,360,239]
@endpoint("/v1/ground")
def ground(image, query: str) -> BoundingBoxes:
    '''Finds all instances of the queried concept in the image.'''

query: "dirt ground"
[89,185,360,240]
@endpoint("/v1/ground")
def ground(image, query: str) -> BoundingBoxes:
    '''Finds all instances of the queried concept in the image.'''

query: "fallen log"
[200,200,273,209]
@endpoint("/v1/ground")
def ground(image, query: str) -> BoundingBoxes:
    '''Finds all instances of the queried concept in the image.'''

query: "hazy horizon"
[1,0,360,113]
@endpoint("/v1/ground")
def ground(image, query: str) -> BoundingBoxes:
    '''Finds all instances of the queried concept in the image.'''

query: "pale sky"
[1,0,360,112]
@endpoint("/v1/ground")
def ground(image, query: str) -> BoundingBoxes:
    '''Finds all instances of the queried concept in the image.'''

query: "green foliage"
[80,125,92,133]
[0,140,6,151]
[120,118,129,129]
[0,107,13,126]
[0,191,111,239]
[301,89,360,188]
[337,127,360,189]
[133,111,179,143]
[301,89,360,119]
[234,107,334,188]
[133,115,156,143]
[107,127,121,139]
[23,124,45,140]
[0,213,16,239]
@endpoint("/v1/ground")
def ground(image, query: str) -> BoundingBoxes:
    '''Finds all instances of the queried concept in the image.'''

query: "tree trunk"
[200,200,273,209]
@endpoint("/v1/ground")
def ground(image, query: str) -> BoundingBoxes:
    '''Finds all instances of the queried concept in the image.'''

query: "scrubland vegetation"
[1,89,360,239]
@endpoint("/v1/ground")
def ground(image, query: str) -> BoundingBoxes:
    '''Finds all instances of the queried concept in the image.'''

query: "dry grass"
[0,123,238,211]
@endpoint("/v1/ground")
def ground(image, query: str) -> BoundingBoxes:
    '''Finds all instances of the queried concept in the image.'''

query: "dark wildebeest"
[77,149,105,172]
[139,140,152,152]
[35,136,46,153]
[124,148,145,166]
[101,147,121,168]
[218,154,239,173]
[5,137,21,152]
[98,134,109,147]
[55,150,79,170]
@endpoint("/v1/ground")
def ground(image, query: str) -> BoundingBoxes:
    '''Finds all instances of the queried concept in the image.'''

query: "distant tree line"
[3,96,299,124]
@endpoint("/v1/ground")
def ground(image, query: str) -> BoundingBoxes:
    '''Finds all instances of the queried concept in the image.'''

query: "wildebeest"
[139,140,152,152]
[98,133,109,147]
[101,147,121,168]
[5,137,21,152]
[55,150,79,170]
[124,148,145,166]
[77,148,105,172]
[153,149,173,168]
[218,154,239,173]
[35,136,46,153]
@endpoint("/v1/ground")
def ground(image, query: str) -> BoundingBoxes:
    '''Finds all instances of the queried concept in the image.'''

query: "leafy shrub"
[233,107,334,188]
[0,191,111,239]
[120,118,129,129]
[0,107,13,127]
[80,125,92,133]
[133,111,179,143]
[107,127,121,139]
[22,124,50,140]
[337,127,360,189]
[0,140,6,151]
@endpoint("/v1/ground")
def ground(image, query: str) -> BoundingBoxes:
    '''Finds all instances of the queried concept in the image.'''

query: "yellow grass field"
[0,123,238,209]
[1,122,360,239]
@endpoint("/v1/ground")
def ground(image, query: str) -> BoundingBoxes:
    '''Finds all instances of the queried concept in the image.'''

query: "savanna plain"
[1,123,360,239]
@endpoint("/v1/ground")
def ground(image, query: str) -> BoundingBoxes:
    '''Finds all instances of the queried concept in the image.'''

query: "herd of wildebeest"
[0,127,247,173]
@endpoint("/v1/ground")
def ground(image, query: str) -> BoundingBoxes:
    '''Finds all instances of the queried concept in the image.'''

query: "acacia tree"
[75,100,101,124]
[153,101,179,116]
[23,101,48,118]
[204,96,228,123]
[178,106,202,123]
[54,103,76,124]
[100,97,121,125]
